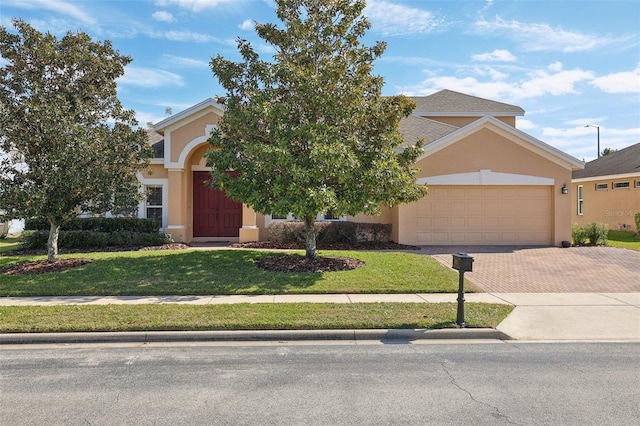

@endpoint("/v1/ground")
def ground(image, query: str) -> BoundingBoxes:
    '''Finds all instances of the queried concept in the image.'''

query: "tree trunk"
[303,215,317,260]
[47,220,60,262]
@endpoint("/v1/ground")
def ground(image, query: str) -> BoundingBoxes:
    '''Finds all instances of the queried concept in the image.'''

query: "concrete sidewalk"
[1,292,638,342]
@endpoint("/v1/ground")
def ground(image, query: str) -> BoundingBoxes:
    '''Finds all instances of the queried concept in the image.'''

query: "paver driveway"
[421,246,640,293]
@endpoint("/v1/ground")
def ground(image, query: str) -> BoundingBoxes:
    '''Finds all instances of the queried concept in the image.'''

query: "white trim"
[264,213,347,227]
[154,99,224,132]
[573,172,640,183]
[417,169,554,186]
[150,158,164,164]
[166,225,186,230]
[136,173,169,231]
[417,115,584,170]
[577,185,584,216]
[166,130,215,169]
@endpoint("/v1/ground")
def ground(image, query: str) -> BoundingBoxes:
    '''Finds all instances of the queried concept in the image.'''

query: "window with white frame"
[613,181,630,189]
[266,212,346,226]
[595,183,608,191]
[635,180,640,188]
[145,186,163,223]
[577,185,584,215]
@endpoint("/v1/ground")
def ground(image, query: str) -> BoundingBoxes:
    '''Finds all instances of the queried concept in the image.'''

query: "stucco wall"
[572,175,640,232]
[396,127,574,246]
[167,111,220,163]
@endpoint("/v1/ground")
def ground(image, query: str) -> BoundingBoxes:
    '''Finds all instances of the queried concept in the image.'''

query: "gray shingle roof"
[398,115,459,147]
[410,89,525,116]
[146,129,164,159]
[572,142,640,179]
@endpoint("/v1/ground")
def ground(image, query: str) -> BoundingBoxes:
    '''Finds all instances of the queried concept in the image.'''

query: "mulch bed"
[255,254,365,273]
[231,241,420,251]
[1,258,93,275]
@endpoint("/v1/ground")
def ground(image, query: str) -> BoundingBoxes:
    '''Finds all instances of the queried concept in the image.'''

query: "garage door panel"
[414,185,552,245]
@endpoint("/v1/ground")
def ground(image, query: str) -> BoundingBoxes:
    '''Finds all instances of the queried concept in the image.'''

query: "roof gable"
[153,98,224,134]
[411,89,525,117]
[572,142,640,179]
[417,115,584,171]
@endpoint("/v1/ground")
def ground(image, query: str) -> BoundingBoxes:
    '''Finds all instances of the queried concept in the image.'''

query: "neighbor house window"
[145,185,163,222]
[613,181,630,189]
[595,183,608,191]
[577,185,584,216]
[635,180,640,188]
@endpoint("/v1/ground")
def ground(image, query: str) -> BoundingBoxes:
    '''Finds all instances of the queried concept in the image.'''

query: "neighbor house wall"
[572,174,640,232]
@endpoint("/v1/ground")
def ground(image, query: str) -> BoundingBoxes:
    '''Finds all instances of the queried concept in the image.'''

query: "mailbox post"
[452,253,474,328]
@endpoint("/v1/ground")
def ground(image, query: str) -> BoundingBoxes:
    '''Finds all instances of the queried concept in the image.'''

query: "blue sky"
[1,0,639,161]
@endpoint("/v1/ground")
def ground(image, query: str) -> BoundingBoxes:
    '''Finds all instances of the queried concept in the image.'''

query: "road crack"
[440,363,523,425]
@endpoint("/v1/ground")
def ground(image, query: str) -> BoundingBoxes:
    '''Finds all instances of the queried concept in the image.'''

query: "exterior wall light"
[561,184,568,194]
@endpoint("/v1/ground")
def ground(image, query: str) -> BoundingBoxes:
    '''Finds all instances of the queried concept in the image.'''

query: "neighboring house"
[571,142,640,232]
[140,89,584,246]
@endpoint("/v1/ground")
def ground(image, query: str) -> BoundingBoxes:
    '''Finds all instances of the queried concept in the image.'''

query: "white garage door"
[415,185,552,245]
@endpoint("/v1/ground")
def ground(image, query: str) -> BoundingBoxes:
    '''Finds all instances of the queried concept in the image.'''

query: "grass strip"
[0,303,512,333]
[0,249,468,297]
[607,230,640,252]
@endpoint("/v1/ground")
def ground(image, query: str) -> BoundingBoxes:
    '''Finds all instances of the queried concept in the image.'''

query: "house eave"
[153,98,225,134]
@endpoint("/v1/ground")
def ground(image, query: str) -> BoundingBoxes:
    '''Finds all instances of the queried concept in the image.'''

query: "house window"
[613,181,630,189]
[145,186,163,222]
[636,180,640,188]
[577,185,583,216]
[595,183,608,191]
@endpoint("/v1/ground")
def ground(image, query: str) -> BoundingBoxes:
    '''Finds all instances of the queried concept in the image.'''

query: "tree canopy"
[0,19,150,260]
[208,0,427,258]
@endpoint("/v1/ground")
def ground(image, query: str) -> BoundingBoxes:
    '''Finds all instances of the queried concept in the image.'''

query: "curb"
[0,328,512,345]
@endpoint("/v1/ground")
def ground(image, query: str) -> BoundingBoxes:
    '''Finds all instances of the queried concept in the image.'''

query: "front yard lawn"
[0,249,468,297]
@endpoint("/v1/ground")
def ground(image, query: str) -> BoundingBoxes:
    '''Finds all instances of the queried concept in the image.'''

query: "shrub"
[571,223,588,246]
[584,222,608,245]
[268,221,392,244]
[24,217,161,233]
[21,230,171,250]
[636,213,640,234]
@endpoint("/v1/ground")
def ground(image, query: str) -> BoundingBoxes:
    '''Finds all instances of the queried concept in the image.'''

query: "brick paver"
[421,246,640,293]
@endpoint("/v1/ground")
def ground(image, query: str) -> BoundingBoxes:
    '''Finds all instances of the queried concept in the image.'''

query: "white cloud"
[162,54,209,68]
[590,63,640,94]
[515,118,535,130]
[146,29,219,43]
[3,0,95,25]
[473,17,610,53]
[472,49,517,62]
[239,19,254,31]
[118,66,184,88]
[152,11,176,23]
[154,0,235,12]
[398,65,594,101]
[365,0,444,36]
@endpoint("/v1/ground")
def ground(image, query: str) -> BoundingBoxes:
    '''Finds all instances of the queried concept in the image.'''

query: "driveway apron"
[421,246,640,293]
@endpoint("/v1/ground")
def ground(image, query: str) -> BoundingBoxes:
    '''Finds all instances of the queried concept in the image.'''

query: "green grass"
[0,249,467,297]
[0,302,512,333]
[607,230,640,252]
[0,237,21,254]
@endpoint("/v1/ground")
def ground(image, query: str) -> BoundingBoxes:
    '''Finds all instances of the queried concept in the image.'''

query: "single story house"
[571,142,640,232]
[139,89,584,246]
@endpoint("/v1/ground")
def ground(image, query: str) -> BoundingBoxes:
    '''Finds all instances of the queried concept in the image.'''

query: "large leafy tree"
[0,20,150,261]
[208,0,427,259]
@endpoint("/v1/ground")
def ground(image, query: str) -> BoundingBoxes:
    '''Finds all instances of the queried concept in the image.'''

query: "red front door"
[193,171,242,238]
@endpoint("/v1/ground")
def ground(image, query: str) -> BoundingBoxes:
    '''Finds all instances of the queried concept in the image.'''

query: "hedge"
[268,221,392,244]
[21,230,172,250]
[25,217,160,233]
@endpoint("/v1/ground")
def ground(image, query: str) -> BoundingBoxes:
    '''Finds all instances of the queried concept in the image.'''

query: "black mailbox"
[452,253,474,272]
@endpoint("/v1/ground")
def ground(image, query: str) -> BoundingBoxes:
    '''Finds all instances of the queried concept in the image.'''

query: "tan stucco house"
[139,89,584,246]
[571,142,640,232]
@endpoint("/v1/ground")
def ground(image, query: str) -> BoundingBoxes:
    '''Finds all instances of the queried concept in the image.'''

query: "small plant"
[584,222,608,245]
[571,223,588,245]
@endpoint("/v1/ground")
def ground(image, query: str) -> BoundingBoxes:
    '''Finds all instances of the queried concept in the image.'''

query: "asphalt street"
[2,341,639,425]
